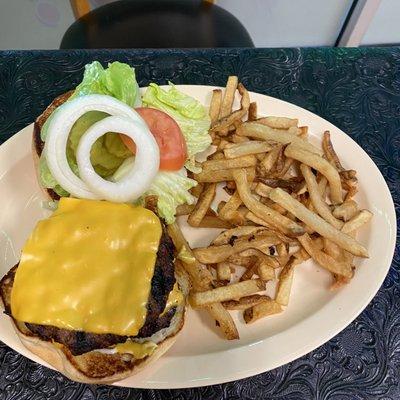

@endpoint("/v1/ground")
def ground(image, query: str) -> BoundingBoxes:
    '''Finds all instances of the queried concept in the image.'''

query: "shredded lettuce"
[112,158,197,224]
[142,83,211,172]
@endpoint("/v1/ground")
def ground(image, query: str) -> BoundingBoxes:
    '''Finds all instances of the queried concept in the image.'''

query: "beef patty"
[0,225,176,356]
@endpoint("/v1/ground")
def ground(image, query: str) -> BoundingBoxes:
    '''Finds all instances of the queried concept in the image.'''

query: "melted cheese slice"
[11,198,162,336]
[160,283,184,317]
[116,340,157,359]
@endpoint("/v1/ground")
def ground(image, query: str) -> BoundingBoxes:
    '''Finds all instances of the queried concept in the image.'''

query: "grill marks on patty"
[0,225,177,356]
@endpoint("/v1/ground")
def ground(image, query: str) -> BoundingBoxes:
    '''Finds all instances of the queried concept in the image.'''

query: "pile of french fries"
[169,76,373,340]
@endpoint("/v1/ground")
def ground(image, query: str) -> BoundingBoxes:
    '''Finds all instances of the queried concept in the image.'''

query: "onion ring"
[44,94,148,199]
[77,116,159,202]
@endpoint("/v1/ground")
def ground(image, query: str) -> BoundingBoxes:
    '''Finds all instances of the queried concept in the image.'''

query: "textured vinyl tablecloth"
[0,48,399,399]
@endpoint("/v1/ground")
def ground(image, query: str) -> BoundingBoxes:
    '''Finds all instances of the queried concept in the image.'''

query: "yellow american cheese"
[11,198,162,337]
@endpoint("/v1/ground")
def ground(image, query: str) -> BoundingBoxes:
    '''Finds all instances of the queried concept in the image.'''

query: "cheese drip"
[11,198,162,336]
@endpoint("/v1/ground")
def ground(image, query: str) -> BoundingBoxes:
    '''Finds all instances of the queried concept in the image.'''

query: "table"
[0,48,399,399]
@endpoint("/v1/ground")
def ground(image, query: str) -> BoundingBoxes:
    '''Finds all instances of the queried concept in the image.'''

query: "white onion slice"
[44,94,147,199]
[76,116,159,202]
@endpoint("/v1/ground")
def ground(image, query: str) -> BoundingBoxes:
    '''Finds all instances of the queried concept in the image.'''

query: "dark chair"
[61,0,254,49]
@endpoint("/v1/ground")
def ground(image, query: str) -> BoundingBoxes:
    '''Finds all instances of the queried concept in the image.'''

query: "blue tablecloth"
[0,48,398,399]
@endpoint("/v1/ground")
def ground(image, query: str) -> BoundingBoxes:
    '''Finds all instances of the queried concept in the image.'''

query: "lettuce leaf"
[112,158,197,224]
[72,61,141,107]
[142,83,211,172]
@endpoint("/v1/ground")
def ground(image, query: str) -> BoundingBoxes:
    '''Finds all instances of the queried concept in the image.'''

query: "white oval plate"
[0,86,396,389]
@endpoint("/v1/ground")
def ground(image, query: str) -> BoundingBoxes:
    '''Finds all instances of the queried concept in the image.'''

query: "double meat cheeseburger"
[0,93,189,384]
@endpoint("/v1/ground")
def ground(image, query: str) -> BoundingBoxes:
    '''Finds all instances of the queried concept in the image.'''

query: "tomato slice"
[119,107,187,171]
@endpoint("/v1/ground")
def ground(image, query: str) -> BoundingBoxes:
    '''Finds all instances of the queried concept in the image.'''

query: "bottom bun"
[16,324,180,384]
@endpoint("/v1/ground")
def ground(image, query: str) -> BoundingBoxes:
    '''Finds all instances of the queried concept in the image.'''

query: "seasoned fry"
[233,169,305,237]
[217,262,232,281]
[243,298,282,324]
[300,164,343,229]
[285,144,343,204]
[224,141,273,159]
[194,166,255,183]
[188,183,216,227]
[193,234,283,264]
[223,294,269,310]
[209,89,222,125]
[256,116,298,129]
[298,233,352,278]
[196,216,233,229]
[237,122,323,156]
[190,183,204,198]
[333,200,358,222]
[248,102,257,121]
[275,257,297,306]
[212,226,267,246]
[220,76,238,119]
[190,279,266,307]
[269,188,369,257]
[202,155,257,171]
[341,210,373,234]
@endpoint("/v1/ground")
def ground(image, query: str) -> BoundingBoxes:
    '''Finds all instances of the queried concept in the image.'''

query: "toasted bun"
[1,264,190,384]
[32,91,73,201]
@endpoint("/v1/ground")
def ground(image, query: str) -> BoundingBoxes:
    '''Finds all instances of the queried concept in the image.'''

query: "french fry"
[207,302,239,340]
[300,164,343,229]
[188,183,216,227]
[332,200,358,222]
[224,141,273,159]
[257,263,275,280]
[202,155,257,171]
[298,126,308,139]
[255,182,273,197]
[275,257,297,306]
[219,76,238,119]
[275,157,293,178]
[193,234,282,264]
[176,203,195,216]
[256,116,298,129]
[240,248,281,267]
[223,294,269,310]
[209,89,222,125]
[243,298,282,324]
[260,145,282,174]
[219,190,242,219]
[190,279,266,307]
[298,233,353,278]
[196,216,233,229]
[190,183,204,198]
[240,261,257,281]
[231,134,249,143]
[322,131,345,172]
[276,243,291,267]
[285,144,343,204]
[227,254,255,268]
[248,102,257,121]
[341,210,373,234]
[269,188,368,257]
[259,177,305,193]
[237,122,323,156]
[212,226,267,246]
[194,166,255,183]
[233,169,305,237]
[217,262,232,281]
